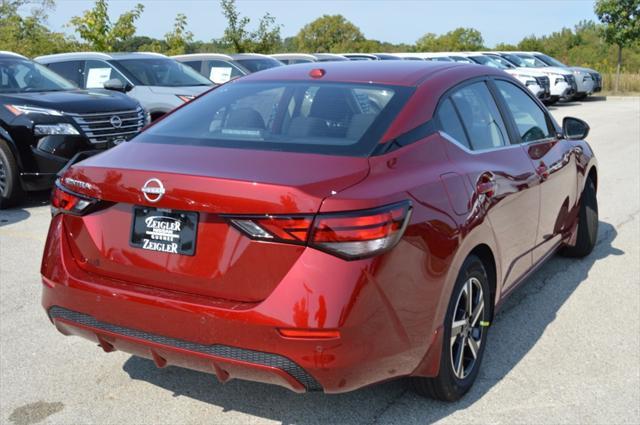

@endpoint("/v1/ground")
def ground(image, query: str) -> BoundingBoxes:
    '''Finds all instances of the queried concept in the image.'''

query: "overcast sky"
[34,0,598,47]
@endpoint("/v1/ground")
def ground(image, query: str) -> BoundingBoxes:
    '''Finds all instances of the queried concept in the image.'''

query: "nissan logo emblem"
[141,178,165,203]
[110,115,123,128]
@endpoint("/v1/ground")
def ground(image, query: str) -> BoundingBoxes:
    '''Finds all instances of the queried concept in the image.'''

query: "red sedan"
[41,61,598,401]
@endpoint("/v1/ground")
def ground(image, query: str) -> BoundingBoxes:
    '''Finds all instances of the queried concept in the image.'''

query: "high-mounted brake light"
[309,68,325,79]
[51,181,99,216]
[225,201,412,260]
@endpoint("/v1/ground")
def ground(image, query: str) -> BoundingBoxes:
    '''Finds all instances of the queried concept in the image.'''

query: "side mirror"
[103,79,132,93]
[563,116,590,140]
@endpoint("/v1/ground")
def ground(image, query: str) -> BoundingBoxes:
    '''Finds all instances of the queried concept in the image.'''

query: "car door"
[493,79,579,264]
[437,80,540,293]
[84,60,129,89]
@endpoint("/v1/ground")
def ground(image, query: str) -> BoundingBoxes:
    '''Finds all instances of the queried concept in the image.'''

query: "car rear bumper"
[41,216,441,393]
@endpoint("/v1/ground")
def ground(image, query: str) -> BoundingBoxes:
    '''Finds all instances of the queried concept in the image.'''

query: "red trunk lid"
[60,142,369,302]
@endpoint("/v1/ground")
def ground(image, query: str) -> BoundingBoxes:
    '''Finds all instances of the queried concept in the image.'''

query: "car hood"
[511,67,548,77]
[536,66,572,76]
[147,85,212,96]
[2,89,139,114]
[570,66,598,75]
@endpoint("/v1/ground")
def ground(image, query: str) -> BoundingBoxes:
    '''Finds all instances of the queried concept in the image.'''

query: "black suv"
[0,52,146,208]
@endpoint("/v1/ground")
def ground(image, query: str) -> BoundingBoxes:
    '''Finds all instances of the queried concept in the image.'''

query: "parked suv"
[0,52,145,207]
[35,52,212,121]
[490,52,576,103]
[173,53,248,84]
[528,52,601,98]
[459,53,551,102]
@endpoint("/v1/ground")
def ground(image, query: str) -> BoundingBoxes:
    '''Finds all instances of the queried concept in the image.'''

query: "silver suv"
[35,52,213,121]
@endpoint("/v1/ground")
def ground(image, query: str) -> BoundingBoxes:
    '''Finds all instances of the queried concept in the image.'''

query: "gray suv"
[35,52,213,121]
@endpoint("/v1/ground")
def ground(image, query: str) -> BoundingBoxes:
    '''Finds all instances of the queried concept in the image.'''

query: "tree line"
[1,0,638,75]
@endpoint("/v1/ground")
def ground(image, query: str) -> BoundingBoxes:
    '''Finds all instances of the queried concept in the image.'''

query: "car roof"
[236,60,496,87]
[172,53,235,61]
[35,52,169,63]
[0,51,28,60]
[270,53,316,61]
[230,53,277,60]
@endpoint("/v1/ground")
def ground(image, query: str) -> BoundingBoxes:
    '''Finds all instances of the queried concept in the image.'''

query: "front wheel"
[411,255,492,401]
[0,139,22,209]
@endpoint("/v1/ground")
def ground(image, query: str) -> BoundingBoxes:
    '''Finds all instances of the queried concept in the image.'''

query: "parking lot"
[1,96,639,425]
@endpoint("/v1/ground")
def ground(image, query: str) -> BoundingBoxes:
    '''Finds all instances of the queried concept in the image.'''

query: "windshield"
[0,58,76,93]
[115,58,212,87]
[233,58,283,73]
[535,54,567,68]
[469,55,506,69]
[484,55,515,69]
[515,54,548,68]
[449,56,475,64]
[138,81,413,156]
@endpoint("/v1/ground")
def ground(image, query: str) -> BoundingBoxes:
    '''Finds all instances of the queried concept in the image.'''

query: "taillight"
[51,181,99,216]
[225,201,412,260]
[309,202,412,260]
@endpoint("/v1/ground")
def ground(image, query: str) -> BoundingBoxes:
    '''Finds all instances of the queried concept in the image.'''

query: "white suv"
[36,52,213,121]
[528,52,600,99]
[488,52,577,104]
[448,52,551,103]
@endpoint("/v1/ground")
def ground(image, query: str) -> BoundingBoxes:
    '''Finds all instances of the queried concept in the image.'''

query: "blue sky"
[35,0,598,47]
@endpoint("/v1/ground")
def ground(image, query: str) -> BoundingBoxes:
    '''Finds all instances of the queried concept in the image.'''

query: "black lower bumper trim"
[48,306,322,391]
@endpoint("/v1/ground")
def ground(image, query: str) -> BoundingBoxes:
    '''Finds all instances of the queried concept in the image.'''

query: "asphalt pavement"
[1,96,639,425]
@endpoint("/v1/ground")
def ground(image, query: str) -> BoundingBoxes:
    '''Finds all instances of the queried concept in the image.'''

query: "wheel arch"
[467,244,497,320]
[0,129,23,170]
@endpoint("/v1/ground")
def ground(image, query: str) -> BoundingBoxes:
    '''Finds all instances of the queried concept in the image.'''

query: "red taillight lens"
[225,201,412,260]
[309,202,412,260]
[227,215,313,244]
[51,181,99,216]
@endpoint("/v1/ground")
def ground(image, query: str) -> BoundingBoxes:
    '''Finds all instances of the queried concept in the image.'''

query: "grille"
[535,76,550,91]
[48,306,322,391]
[565,74,578,91]
[67,107,145,144]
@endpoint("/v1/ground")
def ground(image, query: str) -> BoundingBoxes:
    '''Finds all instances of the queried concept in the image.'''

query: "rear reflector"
[225,201,412,260]
[51,180,100,216]
[278,328,340,339]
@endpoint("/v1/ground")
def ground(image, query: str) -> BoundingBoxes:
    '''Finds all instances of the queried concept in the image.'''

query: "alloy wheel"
[450,277,485,380]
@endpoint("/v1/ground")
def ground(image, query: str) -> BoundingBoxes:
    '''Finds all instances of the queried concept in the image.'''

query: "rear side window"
[451,82,509,150]
[84,60,128,88]
[437,98,471,149]
[204,60,245,84]
[137,81,413,156]
[495,80,553,143]
[46,61,84,86]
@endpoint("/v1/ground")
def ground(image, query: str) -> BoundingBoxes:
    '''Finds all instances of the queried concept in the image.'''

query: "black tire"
[561,178,598,258]
[411,255,492,401]
[0,139,22,209]
[573,93,588,101]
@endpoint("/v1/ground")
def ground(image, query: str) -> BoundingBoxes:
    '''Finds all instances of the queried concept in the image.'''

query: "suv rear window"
[137,81,413,156]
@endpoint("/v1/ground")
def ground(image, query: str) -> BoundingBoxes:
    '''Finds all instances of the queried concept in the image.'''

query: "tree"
[0,0,74,56]
[415,27,484,52]
[220,0,281,53]
[68,0,144,51]
[164,13,193,55]
[595,0,640,92]
[296,15,365,53]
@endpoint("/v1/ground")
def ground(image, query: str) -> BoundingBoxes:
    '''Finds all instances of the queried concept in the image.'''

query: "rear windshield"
[137,81,413,156]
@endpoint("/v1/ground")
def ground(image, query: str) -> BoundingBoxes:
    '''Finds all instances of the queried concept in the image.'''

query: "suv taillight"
[225,201,412,260]
[51,181,100,216]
